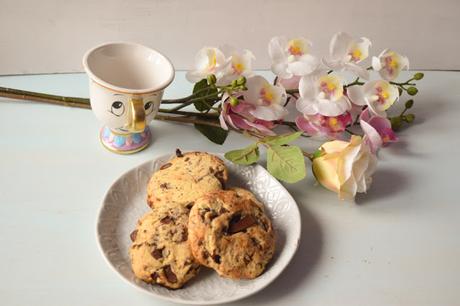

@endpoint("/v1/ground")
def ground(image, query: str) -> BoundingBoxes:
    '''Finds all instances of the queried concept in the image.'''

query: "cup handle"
[126,97,146,132]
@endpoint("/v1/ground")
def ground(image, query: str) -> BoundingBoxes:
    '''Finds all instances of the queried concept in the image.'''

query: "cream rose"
[312,135,377,200]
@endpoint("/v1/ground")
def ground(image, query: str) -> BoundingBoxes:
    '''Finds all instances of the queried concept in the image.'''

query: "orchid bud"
[231,79,238,87]
[236,76,246,86]
[407,87,418,96]
[405,114,415,123]
[229,96,239,106]
[405,99,414,109]
[390,117,402,130]
[413,73,424,80]
[207,74,217,85]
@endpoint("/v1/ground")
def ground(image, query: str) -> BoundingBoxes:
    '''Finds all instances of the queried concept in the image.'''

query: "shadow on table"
[355,168,408,205]
[235,204,323,305]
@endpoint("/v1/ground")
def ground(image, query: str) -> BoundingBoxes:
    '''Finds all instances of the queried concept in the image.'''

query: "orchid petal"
[268,36,287,62]
[287,54,319,76]
[329,32,353,60]
[360,120,383,153]
[296,97,318,115]
[345,63,370,80]
[347,86,367,106]
[249,104,288,121]
[372,56,382,71]
[315,96,351,116]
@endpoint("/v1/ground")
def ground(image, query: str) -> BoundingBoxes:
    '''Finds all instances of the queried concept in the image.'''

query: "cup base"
[99,126,151,154]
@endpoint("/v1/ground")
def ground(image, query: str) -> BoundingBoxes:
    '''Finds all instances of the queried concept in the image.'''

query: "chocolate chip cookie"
[188,188,275,279]
[147,151,228,209]
[129,206,200,289]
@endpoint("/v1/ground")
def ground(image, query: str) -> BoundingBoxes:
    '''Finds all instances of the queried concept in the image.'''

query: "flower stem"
[154,114,221,127]
[0,86,91,109]
[286,89,299,95]
[345,77,364,88]
[345,128,362,136]
[158,108,219,117]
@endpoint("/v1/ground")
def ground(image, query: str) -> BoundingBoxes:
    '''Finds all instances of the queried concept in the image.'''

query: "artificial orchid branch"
[0,32,424,201]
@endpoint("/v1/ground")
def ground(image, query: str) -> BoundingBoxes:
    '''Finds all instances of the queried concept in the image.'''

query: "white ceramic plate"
[96,153,301,305]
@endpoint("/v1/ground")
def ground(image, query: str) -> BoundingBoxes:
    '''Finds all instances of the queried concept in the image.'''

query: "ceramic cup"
[83,42,174,154]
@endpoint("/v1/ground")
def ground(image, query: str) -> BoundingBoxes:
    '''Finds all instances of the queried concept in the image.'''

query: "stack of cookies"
[129,150,275,289]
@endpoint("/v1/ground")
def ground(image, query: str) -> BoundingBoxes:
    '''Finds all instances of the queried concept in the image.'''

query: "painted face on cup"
[89,81,162,133]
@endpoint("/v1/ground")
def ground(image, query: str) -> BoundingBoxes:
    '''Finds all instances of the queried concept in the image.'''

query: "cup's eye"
[144,101,154,115]
[111,101,125,116]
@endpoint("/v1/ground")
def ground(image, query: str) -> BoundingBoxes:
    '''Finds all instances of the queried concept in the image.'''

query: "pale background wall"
[0,0,459,75]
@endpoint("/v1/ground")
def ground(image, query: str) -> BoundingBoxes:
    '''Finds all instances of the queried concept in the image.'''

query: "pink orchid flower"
[295,112,352,139]
[360,109,398,152]
[219,100,277,135]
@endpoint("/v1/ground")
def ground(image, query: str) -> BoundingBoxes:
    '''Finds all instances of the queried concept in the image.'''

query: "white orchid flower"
[242,75,288,120]
[218,45,255,85]
[296,72,351,117]
[268,36,320,79]
[372,49,409,81]
[347,80,399,117]
[186,47,228,83]
[323,32,372,80]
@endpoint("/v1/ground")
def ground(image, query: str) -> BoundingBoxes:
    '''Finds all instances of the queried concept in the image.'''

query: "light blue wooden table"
[0,71,459,306]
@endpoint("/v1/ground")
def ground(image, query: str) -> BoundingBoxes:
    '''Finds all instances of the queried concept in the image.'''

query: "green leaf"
[267,145,306,183]
[262,132,303,146]
[192,79,218,111]
[224,144,260,165]
[194,124,228,145]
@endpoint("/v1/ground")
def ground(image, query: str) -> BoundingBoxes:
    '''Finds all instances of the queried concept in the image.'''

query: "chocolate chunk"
[151,248,163,259]
[130,230,138,241]
[259,219,269,231]
[163,265,177,283]
[160,163,172,170]
[206,210,218,223]
[228,215,257,234]
[175,148,183,157]
[219,207,228,214]
[199,208,211,221]
[214,169,225,184]
[212,254,221,264]
[160,216,173,224]
[159,183,170,189]
[244,254,252,264]
[229,213,241,225]
[209,166,215,173]
[151,272,159,281]
[202,250,209,259]
[184,157,190,162]
[180,228,188,242]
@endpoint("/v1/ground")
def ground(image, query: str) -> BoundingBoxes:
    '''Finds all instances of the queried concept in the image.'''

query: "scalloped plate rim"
[96,152,301,305]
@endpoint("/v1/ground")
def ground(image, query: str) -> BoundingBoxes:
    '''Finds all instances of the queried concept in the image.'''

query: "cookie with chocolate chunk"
[188,188,275,279]
[129,206,200,289]
[147,151,228,209]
